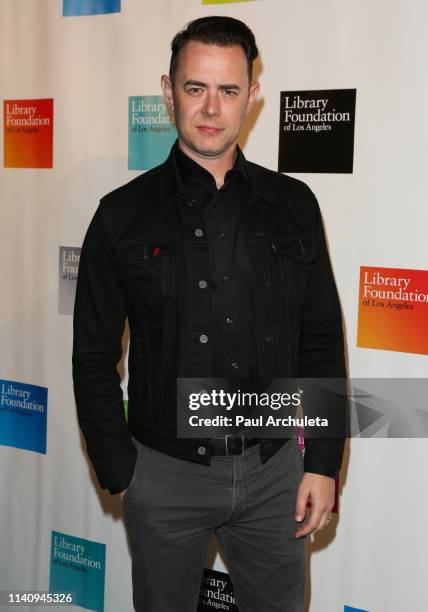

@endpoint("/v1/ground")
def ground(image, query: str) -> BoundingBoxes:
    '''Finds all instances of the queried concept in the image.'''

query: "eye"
[187,87,203,95]
[223,89,238,96]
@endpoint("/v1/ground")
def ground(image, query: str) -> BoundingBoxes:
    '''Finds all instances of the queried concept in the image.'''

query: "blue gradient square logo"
[49,531,106,612]
[345,606,369,612]
[0,379,47,453]
[128,96,177,170]
[63,0,120,16]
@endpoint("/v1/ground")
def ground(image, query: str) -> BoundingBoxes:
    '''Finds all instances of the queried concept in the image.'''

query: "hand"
[294,472,335,538]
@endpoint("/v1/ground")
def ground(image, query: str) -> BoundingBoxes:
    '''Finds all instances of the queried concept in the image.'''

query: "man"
[73,15,346,612]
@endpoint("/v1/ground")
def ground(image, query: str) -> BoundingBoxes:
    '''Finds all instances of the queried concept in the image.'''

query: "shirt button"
[225,316,234,325]
[231,361,239,369]
[198,446,207,456]
[199,334,208,344]
[216,231,226,239]
[198,279,208,289]
[194,228,204,238]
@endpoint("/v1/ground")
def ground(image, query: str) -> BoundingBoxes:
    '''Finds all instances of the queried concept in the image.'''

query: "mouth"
[197,126,223,135]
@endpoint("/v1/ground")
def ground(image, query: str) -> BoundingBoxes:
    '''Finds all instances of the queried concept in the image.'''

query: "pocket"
[114,241,176,311]
[115,241,175,267]
[271,235,316,264]
[122,445,143,505]
[271,235,316,307]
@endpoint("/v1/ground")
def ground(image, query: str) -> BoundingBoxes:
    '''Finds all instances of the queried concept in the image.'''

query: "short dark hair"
[169,16,258,86]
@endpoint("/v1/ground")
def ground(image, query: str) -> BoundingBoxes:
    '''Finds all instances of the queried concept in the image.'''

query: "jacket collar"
[159,141,281,206]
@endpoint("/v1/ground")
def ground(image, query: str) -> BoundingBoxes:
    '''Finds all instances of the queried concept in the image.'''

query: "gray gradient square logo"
[58,246,80,315]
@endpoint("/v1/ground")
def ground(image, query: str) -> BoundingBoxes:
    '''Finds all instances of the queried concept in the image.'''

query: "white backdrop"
[1,1,427,611]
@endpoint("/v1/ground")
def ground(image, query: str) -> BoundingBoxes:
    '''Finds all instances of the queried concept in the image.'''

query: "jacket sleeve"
[72,198,138,494]
[297,186,347,478]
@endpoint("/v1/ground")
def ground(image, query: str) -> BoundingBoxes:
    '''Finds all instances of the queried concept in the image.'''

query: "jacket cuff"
[108,484,128,495]
[303,464,338,479]
[303,438,345,477]
[94,447,138,493]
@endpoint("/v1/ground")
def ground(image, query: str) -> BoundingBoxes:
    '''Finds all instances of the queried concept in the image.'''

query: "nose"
[202,91,220,117]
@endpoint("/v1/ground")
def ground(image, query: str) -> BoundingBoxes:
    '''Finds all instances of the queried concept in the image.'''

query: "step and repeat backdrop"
[1,1,427,611]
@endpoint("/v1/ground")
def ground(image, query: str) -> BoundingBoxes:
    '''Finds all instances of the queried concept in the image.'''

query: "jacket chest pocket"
[114,241,175,313]
[270,235,316,310]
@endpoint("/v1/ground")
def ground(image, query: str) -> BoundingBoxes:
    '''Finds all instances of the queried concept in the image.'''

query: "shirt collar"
[172,139,248,190]
[160,140,281,207]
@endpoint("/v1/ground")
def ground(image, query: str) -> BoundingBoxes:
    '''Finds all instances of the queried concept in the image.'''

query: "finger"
[314,510,332,533]
[295,506,323,538]
[295,489,309,522]
[296,508,333,538]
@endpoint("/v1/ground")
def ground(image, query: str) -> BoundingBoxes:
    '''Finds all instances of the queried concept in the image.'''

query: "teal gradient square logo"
[128,96,177,170]
[63,0,120,16]
[345,606,369,612]
[49,531,106,612]
[0,379,47,453]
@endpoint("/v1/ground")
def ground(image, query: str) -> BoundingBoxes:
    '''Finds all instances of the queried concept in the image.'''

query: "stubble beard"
[180,130,237,160]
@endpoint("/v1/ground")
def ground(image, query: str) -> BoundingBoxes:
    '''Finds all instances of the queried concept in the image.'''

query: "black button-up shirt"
[173,141,257,379]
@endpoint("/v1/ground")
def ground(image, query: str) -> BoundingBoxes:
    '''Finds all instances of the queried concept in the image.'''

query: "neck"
[177,139,237,189]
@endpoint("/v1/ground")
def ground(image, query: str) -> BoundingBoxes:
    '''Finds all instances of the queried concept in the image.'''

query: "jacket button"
[188,198,195,207]
[216,231,226,239]
[198,279,208,289]
[194,228,204,238]
[231,361,239,369]
[225,316,233,324]
[199,334,208,344]
[197,446,207,455]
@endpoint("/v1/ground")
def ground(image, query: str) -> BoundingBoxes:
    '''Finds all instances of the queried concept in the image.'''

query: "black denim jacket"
[72,146,347,494]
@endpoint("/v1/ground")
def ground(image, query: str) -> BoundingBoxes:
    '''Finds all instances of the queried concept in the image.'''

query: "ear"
[245,81,260,115]
[161,74,174,113]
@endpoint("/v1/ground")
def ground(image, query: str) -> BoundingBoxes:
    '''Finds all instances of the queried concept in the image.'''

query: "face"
[161,41,259,161]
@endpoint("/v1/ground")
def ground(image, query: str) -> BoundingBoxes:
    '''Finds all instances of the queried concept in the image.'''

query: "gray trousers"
[122,437,306,612]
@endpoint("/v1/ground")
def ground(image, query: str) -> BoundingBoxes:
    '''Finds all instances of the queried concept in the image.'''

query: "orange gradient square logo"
[357,266,428,355]
[3,98,53,168]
